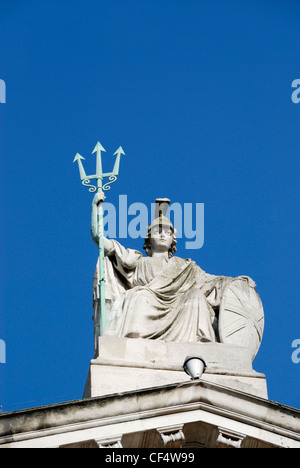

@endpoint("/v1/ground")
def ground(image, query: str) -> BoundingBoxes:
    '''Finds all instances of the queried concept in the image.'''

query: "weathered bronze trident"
[73,141,125,334]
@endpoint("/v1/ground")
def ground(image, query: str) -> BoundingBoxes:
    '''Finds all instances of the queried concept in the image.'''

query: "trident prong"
[73,153,87,180]
[73,140,125,335]
[73,141,125,193]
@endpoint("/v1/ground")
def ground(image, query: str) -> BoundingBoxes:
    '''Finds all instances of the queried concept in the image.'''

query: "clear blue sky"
[0,0,299,412]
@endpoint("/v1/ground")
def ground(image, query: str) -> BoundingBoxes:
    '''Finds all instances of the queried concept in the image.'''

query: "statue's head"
[143,214,177,258]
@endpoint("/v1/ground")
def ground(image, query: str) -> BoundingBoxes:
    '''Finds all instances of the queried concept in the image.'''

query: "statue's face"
[150,225,173,253]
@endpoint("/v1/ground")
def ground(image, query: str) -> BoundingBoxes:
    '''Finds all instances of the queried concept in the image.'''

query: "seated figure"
[91,193,264,360]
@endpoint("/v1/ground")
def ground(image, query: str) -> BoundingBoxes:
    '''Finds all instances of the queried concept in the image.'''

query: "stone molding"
[0,380,299,448]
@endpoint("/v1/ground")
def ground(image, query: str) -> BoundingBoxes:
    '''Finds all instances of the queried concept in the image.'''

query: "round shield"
[219,278,264,360]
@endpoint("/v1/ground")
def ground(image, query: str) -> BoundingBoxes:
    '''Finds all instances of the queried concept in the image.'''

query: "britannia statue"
[73,141,264,366]
[91,193,264,361]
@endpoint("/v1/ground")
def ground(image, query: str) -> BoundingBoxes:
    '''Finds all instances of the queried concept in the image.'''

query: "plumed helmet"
[143,198,177,257]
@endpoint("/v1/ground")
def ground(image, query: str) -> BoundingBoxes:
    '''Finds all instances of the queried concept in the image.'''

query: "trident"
[73,141,125,335]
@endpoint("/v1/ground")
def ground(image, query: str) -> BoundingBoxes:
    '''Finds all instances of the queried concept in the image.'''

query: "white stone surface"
[83,336,268,399]
[0,380,299,448]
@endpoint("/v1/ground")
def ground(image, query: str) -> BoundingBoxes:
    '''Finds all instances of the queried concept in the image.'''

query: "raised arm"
[91,191,114,254]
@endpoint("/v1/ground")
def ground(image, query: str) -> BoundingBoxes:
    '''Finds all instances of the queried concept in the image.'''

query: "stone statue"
[91,193,264,361]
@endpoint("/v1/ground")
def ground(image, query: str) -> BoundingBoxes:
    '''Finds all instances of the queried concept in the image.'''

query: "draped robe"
[96,240,233,343]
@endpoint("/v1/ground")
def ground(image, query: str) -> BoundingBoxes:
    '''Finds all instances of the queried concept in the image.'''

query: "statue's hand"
[93,191,106,206]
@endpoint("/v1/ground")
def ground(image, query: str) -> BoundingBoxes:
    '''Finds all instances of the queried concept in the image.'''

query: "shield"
[219,278,264,360]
